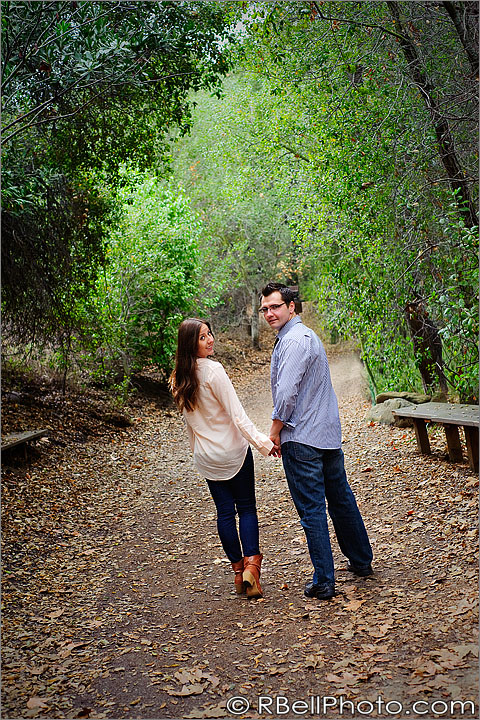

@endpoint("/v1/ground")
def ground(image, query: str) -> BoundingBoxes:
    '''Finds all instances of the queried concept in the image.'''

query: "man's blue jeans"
[206,448,260,563]
[281,442,373,587]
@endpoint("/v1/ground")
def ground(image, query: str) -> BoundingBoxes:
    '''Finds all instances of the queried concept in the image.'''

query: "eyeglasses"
[259,302,286,315]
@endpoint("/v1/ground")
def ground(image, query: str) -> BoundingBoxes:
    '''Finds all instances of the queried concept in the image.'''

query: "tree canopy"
[2,1,230,147]
[1,0,231,350]
[2,1,478,400]
[171,1,478,398]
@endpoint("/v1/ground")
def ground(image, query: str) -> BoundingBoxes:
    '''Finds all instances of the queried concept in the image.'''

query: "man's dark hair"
[261,282,298,305]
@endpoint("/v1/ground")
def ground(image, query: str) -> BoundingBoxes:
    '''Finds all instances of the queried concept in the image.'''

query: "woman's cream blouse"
[183,358,274,481]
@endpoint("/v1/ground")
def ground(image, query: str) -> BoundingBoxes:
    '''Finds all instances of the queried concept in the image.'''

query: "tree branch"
[277,143,311,163]
[442,1,479,75]
[386,0,477,229]
[311,1,410,43]
[2,62,199,145]
[2,1,60,92]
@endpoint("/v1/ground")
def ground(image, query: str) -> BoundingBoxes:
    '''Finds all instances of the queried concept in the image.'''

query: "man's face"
[260,291,295,331]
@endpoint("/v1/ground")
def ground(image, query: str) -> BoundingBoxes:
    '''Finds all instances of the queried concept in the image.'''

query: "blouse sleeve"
[183,415,195,452]
[207,364,274,457]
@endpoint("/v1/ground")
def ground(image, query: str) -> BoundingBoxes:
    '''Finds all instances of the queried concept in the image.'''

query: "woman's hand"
[268,439,282,457]
[269,436,281,457]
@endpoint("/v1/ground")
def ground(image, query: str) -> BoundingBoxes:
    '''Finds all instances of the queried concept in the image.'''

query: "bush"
[91,171,201,380]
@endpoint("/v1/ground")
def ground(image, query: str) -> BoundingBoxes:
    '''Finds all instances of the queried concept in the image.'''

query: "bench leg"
[444,424,463,463]
[464,426,479,472]
[413,419,431,455]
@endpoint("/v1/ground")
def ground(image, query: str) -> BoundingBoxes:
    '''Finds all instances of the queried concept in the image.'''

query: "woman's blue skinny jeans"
[206,447,260,563]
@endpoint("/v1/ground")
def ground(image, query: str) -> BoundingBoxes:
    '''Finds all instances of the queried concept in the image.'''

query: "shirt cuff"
[272,410,295,429]
[256,436,275,457]
[235,418,274,456]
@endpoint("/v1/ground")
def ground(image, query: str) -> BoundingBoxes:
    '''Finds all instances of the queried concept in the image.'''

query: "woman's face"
[197,323,214,358]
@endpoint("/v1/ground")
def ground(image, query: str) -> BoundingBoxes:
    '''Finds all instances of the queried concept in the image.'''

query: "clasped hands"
[268,419,284,458]
[269,438,281,457]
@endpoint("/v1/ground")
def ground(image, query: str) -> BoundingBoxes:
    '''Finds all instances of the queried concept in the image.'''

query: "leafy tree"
[1,0,231,350]
[2,1,231,148]
[384,0,478,229]
[229,0,478,398]
[170,73,307,340]
[1,159,114,353]
[92,172,201,379]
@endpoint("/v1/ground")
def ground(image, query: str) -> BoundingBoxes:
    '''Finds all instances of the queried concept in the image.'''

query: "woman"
[169,318,274,598]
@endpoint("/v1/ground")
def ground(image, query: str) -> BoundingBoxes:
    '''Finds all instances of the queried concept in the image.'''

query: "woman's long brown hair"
[169,318,214,412]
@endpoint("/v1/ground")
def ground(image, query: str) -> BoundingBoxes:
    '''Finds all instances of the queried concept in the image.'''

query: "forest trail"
[2,348,478,720]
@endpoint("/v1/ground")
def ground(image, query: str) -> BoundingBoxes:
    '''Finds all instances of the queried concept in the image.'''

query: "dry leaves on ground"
[2,343,478,719]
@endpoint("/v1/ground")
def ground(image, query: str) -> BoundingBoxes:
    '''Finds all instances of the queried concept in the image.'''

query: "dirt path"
[2,351,478,719]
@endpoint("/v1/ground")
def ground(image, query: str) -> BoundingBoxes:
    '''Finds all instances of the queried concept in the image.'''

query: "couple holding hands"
[170,283,373,602]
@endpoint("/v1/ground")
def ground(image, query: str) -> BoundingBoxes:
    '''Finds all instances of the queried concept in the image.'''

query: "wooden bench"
[393,402,479,472]
[1,429,49,457]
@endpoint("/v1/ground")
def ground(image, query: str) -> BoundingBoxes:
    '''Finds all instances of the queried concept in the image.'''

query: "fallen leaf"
[58,641,89,658]
[344,599,367,611]
[448,643,478,659]
[29,666,45,675]
[326,673,343,683]
[27,697,49,710]
[166,683,206,696]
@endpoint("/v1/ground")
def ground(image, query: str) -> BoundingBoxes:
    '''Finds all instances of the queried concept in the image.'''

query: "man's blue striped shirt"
[271,316,342,449]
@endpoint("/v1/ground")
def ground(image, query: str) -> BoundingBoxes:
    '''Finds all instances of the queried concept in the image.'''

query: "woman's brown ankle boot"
[231,559,245,594]
[243,554,263,598]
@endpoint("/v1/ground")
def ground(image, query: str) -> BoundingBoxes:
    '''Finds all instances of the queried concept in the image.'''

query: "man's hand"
[269,438,281,457]
[269,419,284,457]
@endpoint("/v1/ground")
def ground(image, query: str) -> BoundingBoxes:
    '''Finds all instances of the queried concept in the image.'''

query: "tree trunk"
[442,1,479,75]
[387,1,478,229]
[405,300,449,394]
[250,289,260,348]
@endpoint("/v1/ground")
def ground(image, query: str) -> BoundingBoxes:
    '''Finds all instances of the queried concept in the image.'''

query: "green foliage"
[2,1,232,150]
[431,215,478,402]
[1,156,114,348]
[2,0,477,403]
[170,72,306,325]
[1,0,231,362]
[222,1,478,398]
[92,171,201,378]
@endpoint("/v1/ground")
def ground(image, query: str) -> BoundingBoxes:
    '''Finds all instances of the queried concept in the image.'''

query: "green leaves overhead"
[171,73,302,305]
[1,1,477,400]
[2,1,232,147]
[168,1,477,398]
[1,0,232,367]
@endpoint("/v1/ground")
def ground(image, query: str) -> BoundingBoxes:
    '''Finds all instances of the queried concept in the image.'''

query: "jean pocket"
[291,442,320,462]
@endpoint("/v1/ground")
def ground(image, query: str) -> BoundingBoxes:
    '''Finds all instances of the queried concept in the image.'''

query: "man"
[260,282,373,600]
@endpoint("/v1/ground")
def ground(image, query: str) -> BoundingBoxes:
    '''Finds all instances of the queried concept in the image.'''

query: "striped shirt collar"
[275,314,302,342]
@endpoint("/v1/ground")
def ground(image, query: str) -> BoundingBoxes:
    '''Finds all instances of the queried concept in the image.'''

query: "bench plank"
[393,402,478,472]
[1,429,48,451]
[393,402,479,428]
